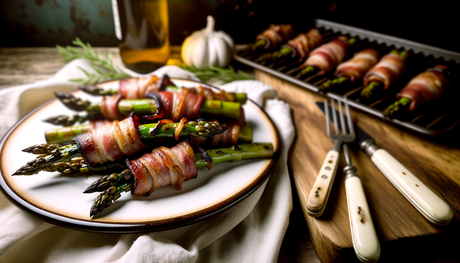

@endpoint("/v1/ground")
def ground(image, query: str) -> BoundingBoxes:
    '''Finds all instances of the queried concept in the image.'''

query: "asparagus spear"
[45,121,254,144]
[87,142,275,217]
[360,81,383,100]
[43,113,97,126]
[318,76,349,92]
[383,97,411,118]
[14,120,253,175]
[79,83,248,105]
[299,66,320,78]
[45,92,242,126]
[14,142,82,175]
[240,39,268,56]
[255,47,293,64]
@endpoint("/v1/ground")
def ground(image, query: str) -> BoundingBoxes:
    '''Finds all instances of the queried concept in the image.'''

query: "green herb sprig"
[57,38,254,85]
[181,64,254,84]
[56,38,131,84]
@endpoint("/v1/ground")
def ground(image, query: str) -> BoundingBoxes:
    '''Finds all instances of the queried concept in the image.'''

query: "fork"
[326,98,381,262]
[306,100,344,217]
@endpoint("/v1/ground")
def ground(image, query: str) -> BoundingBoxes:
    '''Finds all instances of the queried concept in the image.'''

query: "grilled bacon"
[301,36,352,74]
[397,65,450,111]
[99,91,206,121]
[119,75,162,99]
[75,116,148,166]
[119,75,238,102]
[89,119,111,130]
[147,91,206,122]
[127,140,197,195]
[334,48,380,82]
[363,51,408,90]
[256,24,294,49]
[282,29,323,62]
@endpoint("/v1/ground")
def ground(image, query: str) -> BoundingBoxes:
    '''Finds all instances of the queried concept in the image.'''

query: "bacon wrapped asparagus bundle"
[14,116,254,175]
[299,36,356,77]
[319,48,380,91]
[240,23,294,56]
[45,90,243,126]
[360,50,409,100]
[383,65,450,118]
[80,75,247,104]
[256,29,323,64]
[85,141,275,217]
[45,117,252,145]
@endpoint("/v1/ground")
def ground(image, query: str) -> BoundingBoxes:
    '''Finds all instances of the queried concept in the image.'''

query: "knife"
[316,102,453,226]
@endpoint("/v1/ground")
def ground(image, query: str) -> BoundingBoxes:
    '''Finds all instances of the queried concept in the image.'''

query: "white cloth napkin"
[0,60,295,263]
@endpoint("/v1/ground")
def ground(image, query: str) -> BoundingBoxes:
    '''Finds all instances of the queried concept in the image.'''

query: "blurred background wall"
[1,0,459,52]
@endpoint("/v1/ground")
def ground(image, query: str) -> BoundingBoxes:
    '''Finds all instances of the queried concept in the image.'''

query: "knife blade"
[316,101,453,226]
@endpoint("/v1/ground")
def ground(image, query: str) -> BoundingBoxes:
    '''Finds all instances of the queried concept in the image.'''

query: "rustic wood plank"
[0,46,183,90]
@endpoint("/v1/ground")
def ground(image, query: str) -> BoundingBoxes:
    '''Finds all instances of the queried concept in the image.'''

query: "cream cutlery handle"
[371,149,453,226]
[345,176,381,263]
[306,149,340,217]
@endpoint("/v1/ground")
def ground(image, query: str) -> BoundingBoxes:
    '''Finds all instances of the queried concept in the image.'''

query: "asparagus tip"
[360,81,382,101]
[79,85,99,95]
[89,184,128,217]
[300,66,318,77]
[384,98,411,118]
[12,165,37,176]
[55,91,91,112]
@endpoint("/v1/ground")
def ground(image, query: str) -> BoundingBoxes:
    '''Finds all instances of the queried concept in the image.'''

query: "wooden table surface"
[1,47,459,263]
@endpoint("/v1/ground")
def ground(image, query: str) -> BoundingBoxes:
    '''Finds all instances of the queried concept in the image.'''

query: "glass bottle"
[113,0,170,73]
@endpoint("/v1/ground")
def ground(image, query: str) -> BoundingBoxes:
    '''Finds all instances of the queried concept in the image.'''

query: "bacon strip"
[89,119,111,130]
[148,119,174,136]
[175,117,188,140]
[119,75,239,102]
[256,24,294,49]
[334,48,380,82]
[397,65,450,111]
[128,141,197,195]
[101,95,126,120]
[119,75,161,99]
[75,116,148,165]
[148,91,206,122]
[363,52,408,90]
[282,29,323,62]
[100,91,206,122]
[301,36,351,74]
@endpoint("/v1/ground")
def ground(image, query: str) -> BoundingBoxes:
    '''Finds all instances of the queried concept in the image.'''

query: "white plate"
[0,78,280,233]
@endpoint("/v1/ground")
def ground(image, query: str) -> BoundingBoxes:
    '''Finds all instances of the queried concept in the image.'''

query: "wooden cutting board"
[254,70,460,262]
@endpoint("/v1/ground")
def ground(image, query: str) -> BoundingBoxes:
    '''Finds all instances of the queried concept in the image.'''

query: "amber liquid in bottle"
[116,0,170,73]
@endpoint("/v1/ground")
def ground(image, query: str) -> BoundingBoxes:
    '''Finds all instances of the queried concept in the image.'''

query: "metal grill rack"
[234,19,460,137]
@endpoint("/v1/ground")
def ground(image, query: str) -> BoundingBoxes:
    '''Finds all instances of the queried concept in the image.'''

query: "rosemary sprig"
[56,38,131,85]
[57,38,253,85]
[181,64,254,84]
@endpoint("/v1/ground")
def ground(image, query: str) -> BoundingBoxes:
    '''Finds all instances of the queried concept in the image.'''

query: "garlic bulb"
[181,16,234,69]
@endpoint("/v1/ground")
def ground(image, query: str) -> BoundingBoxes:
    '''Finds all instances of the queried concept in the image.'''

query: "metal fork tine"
[331,98,339,135]
[344,100,355,138]
[324,99,332,137]
[338,100,347,134]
